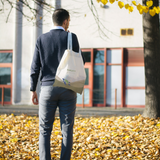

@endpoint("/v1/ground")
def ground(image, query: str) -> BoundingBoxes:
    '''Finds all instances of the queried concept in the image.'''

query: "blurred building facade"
[0,0,145,107]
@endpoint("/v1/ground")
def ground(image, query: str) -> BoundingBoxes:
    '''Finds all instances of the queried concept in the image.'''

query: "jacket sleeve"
[72,33,85,64]
[30,39,41,91]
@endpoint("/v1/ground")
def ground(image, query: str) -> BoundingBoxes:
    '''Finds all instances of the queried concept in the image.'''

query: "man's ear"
[63,19,67,25]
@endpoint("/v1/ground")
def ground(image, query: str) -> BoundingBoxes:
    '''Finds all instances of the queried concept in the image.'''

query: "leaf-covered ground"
[0,114,160,160]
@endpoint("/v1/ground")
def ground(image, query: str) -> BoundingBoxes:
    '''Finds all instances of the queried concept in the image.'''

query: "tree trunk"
[142,0,160,118]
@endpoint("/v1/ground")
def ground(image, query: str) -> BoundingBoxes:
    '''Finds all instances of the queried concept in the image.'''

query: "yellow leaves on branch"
[109,0,115,4]
[118,1,124,9]
[149,9,156,16]
[146,0,153,7]
[97,0,160,16]
[125,4,129,9]
[128,6,134,13]
[100,0,108,5]
[132,1,137,6]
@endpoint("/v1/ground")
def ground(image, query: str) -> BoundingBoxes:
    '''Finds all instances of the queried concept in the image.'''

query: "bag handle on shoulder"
[67,32,81,55]
[67,32,72,50]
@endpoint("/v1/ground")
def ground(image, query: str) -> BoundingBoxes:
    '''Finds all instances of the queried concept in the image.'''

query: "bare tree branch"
[87,0,117,40]
[0,0,114,39]
[5,0,13,22]
[6,5,13,22]
[0,0,55,24]
[1,0,4,5]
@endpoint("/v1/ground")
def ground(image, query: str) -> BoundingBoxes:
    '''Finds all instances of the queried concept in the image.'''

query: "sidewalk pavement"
[0,105,144,117]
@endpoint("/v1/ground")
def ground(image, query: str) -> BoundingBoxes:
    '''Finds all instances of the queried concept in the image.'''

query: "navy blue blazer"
[30,29,85,91]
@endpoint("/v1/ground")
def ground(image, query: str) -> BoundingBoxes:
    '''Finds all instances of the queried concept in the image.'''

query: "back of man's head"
[52,8,69,26]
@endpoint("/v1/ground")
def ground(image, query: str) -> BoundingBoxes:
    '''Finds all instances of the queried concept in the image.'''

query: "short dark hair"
[52,8,69,26]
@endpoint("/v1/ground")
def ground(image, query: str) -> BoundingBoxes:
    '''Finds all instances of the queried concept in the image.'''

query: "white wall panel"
[126,66,145,87]
[21,3,34,104]
[107,49,122,63]
[0,6,15,49]
[126,89,145,105]
[107,65,121,105]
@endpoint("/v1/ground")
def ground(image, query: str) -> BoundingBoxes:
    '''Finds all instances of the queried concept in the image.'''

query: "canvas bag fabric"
[53,32,86,94]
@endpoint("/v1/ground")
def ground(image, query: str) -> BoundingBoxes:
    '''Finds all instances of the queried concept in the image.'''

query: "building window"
[0,68,11,85]
[0,51,12,105]
[94,50,104,63]
[120,28,134,36]
[82,51,91,62]
[0,52,12,63]
[121,29,127,36]
[127,29,133,35]
[93,50,105,105]
[93,65,104,104]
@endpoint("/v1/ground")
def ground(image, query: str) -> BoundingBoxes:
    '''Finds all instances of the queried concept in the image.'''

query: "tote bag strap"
[67,32,81,54]
[67,32,72,50]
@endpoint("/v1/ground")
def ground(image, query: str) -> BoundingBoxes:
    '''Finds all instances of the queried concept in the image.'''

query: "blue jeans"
[39,86,77,160]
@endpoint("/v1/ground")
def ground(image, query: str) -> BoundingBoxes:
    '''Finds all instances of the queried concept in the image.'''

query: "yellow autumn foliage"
[97,0,160,16]
[118,1,124,9]
[1,114,160,159]
[128,6,134,13]
[100,0,108,5]
[149,9,156,16]
[132,1,137,6]
[146,0,153,7]
[109,0,115,4]
[125,4,129,9]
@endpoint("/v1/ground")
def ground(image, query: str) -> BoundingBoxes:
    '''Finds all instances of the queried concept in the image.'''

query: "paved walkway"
[0,105,144,117]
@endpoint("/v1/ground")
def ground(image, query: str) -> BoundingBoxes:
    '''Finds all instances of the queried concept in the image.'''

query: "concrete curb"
[0,105,144,117]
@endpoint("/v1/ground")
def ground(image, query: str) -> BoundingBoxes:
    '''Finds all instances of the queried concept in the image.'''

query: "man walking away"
[30,8,85,160]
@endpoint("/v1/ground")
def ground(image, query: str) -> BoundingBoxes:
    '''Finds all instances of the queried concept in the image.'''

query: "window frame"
[93,48,107,107]
[0,50,13,105]
[124,47,144,108]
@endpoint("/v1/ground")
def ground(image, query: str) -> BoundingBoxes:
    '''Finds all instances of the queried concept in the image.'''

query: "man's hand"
[31,91,39,105]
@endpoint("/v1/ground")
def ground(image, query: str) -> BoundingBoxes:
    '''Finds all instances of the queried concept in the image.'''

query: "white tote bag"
[53,32,86,94]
